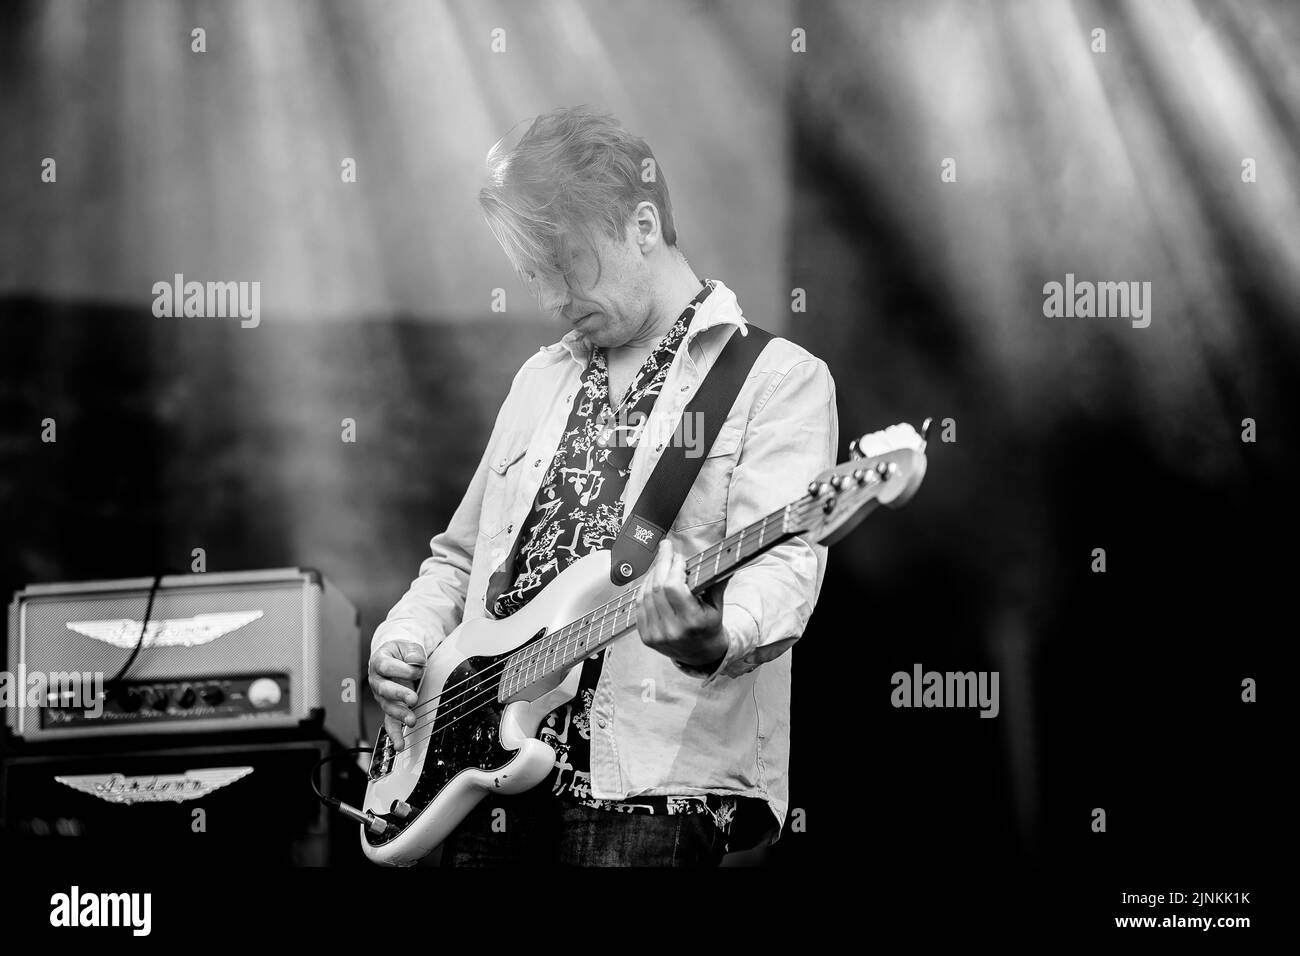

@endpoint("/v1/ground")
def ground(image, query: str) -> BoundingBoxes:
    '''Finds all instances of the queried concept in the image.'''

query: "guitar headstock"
[797,419,930,546]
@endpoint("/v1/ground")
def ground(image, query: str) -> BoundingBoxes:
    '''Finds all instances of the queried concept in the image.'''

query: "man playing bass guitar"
[368,106,837,866]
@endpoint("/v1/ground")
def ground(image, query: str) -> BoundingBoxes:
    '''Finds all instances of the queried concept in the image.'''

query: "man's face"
[527,225,654,349]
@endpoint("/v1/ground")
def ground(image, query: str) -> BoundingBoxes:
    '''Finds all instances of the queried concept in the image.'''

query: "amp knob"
[247,678,282,709]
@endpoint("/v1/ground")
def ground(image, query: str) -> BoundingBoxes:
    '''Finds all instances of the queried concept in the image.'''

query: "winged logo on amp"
[64,610,264,649]
[54,768,255,805]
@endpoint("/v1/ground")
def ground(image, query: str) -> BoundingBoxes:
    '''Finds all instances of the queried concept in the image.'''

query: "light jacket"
[372,280,838,842]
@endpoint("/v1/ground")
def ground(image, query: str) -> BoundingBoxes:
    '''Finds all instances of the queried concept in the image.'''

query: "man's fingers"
[378,697,414,724]
[372,640,425,682]
[637,586,662,648]
[384,716,408,753]
[373,654,423,684]
[660,586,700,626]
[368,640,426,751]
[373,679,419,709]
[394,640,427,666]
[651,540,672,584]
[649,584,678,630]
[660,552,700,622]
[642,539,699,646]
[637,542,664,643]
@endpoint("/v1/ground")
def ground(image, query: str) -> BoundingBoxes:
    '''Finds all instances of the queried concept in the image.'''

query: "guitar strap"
[484,322,774,612]
[608,323,772,586]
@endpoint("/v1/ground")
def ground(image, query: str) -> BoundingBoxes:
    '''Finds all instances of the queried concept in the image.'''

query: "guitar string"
[399,503,800,722]
[388,498,840,755]
[401,503,798,726]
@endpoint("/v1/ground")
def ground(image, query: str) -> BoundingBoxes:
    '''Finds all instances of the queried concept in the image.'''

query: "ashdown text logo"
[54,767,254,805]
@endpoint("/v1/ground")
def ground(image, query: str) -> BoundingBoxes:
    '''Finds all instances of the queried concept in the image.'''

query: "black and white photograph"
[0,0,1287,940]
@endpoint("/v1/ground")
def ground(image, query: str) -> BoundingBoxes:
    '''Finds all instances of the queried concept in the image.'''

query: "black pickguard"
[363,652,521,848]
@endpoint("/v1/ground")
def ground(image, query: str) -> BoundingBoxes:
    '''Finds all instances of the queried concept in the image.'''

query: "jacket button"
[534,459,542,467]
[597,718,607,729]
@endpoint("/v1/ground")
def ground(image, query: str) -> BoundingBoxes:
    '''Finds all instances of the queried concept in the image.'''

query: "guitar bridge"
[369,733,397,781]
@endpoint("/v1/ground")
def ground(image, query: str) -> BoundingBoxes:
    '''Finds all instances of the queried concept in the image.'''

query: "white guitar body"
[361,550,623,866]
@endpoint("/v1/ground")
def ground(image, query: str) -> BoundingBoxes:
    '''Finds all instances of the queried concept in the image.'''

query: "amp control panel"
[40,674,292,730]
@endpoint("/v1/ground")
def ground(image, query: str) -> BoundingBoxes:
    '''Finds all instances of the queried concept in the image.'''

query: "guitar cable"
[105,569,179,689]
[310,746,394,836]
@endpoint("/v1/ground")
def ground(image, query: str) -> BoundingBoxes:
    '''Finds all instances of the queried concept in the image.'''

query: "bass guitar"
[359,420,931,865]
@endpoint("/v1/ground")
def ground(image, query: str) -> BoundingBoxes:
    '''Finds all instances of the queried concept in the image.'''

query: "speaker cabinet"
[0,734,365,867]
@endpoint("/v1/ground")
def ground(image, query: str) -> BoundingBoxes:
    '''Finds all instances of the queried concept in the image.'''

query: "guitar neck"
[500,496,812,695]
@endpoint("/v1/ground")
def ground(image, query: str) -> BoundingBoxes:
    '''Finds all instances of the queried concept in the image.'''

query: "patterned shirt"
[490,280,749,847]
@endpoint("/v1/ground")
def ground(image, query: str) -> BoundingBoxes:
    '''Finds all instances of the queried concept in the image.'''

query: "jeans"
[440,786,727,867]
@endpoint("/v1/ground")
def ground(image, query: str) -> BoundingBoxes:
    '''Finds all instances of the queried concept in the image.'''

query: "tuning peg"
[848,439,861,460]
[919,417,933,452]
[829,474,844,490]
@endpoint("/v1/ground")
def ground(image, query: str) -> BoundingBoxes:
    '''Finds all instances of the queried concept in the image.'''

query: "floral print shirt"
[491,280,750,845]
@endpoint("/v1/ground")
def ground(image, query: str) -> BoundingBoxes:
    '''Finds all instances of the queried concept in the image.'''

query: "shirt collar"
[545,278,749,366]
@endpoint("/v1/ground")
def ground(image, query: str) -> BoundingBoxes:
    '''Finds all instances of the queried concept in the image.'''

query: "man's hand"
[636,540,728,671]
[368,639,426,753]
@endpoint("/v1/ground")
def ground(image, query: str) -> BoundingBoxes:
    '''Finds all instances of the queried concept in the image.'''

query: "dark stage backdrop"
[787,0,1292,891]
[1,0,1293,897]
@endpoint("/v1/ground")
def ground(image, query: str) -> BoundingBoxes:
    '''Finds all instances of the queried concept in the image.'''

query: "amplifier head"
[6,568,361,744]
